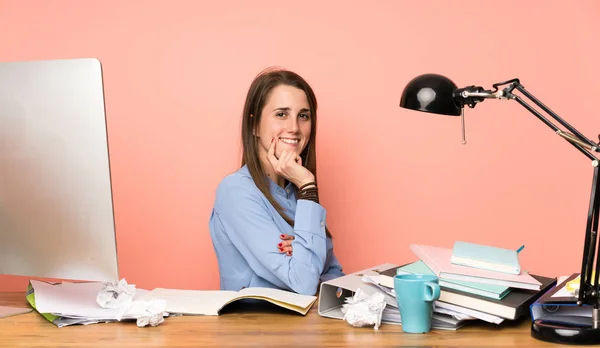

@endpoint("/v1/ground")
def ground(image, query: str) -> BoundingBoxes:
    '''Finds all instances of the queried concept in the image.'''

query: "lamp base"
[532,318,600,345]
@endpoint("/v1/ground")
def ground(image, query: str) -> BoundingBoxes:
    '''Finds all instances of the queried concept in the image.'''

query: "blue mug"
[393,273,441,333]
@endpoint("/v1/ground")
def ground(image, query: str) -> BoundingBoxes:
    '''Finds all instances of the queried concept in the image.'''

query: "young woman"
[209,68,344,295]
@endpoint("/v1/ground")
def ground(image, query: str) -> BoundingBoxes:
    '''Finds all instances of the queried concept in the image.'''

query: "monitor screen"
[0,58,119,282]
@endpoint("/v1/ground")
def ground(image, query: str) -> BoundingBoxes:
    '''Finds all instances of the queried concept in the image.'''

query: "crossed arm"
[278,234,344,282]
[214,181,331,295]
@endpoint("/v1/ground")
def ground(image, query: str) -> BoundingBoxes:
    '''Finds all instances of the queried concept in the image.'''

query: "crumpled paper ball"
[128,299,167,328]
[341,288,387,330]
[96,278,136,310]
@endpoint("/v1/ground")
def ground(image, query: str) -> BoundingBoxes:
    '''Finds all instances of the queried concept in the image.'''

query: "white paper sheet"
[551,275,576,299]
[0,305,32,318]
[142,289,238,315]
[31,280,149,319]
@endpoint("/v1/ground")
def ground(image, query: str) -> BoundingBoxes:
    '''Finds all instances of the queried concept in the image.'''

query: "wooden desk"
[0,292,574,347]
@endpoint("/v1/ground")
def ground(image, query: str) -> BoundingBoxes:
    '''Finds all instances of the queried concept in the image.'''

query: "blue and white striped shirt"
[209,165,344,295]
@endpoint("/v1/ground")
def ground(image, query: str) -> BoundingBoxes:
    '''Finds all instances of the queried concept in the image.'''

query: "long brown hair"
[240,67,332,238]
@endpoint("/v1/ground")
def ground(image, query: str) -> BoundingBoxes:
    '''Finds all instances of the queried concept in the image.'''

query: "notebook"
[316,263,471,330]
[410,244,542,290]
[378,268,556,320]
[436,275,556,320]
[140,287,317,315]
[396,260,511,300]
[451,241,521,274]
[367,274,505,324]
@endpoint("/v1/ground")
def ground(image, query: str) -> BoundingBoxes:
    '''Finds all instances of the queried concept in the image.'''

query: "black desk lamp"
[399,74,600,345]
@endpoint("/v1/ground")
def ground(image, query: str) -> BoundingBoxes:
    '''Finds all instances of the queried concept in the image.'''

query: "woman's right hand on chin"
[267,138,315,188]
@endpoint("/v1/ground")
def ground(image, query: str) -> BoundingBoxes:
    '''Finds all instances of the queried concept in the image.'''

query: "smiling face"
[255,84,312,160]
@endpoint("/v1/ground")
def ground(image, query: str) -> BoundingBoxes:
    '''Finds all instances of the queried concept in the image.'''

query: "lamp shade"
[399,74,461,116]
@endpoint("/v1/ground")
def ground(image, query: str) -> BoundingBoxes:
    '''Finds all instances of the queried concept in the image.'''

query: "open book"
[140,287,317,315]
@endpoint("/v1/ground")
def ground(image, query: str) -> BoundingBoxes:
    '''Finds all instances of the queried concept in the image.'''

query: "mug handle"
[423,282,440,302]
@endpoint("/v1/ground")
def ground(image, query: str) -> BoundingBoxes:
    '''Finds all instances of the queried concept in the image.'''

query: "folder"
[530,273,592,325]
[317,263,470,330]
[318,263,400,321]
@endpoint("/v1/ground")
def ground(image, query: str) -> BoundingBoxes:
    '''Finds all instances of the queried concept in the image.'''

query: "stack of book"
[373,242,556,328]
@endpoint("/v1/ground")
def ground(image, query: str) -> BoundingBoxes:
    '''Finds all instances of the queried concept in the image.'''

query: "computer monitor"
[0,58,119,283]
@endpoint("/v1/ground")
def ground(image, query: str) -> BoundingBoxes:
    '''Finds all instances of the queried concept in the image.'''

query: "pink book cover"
[410,244,542,290]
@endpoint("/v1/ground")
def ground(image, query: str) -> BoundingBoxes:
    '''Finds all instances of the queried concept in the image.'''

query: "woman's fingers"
[277,245,292,253]
[282,151,295,166]
[275,150,296,174]
[277,150,291,172]
[267,138,279,168]
[277,235,294,255]
[267,140,314,187]
[277,240,292,248]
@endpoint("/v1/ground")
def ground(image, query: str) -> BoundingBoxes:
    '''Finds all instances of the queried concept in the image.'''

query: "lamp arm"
[579,165,600,312]
[512,83,600,154]
[460,80,600,312]
[501,82,600,311]
[460,80,600,161]
[511,93,598,161]
[400,74,600,341]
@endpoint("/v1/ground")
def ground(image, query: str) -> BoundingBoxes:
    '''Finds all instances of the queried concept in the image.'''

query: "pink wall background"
[1,0,599,292]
